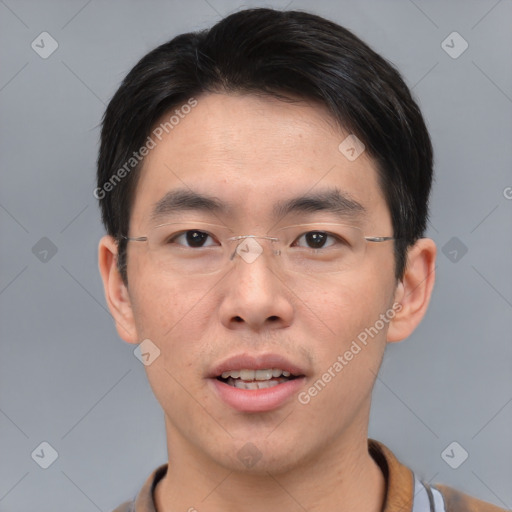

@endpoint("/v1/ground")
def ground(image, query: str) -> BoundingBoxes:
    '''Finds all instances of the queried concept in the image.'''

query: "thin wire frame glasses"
[122,221,395,276]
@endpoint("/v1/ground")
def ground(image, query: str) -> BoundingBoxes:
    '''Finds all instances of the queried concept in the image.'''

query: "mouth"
[216,368,301,390]
[209,354,307,412]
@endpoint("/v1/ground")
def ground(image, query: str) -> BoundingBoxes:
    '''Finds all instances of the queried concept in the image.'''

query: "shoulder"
[431,483,508,512]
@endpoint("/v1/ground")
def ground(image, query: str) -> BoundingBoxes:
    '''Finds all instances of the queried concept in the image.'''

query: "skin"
[99,93,436,512]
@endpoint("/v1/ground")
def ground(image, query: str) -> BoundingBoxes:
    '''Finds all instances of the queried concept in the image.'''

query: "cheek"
[294,260,393,402]
[128,273,215,428]
[129,258,209,339]
[127,267,218,391]
[295,277,389,428]
[294,266,391,343]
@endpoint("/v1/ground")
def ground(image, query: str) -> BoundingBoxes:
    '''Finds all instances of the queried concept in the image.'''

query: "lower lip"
[210,377,306,412]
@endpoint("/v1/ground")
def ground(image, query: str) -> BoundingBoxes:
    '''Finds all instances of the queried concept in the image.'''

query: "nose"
[218,237,294,332]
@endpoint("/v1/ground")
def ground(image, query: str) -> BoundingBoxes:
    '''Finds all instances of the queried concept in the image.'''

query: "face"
[119,93,402,474]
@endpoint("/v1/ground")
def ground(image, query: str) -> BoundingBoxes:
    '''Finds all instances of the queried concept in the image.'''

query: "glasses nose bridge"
[227,234,282,264]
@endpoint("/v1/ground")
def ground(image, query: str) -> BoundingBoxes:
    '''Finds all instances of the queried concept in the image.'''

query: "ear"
[98,235,139,344]
[386,238,436,343]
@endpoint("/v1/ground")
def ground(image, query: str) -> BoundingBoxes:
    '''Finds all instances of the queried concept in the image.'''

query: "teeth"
[221,368,292,380]
[221,370,240,379]
[237,381,258,390]
[239,369,255,380]
[233,379,281,390]
[272,368,282,377]
[255,369,273,380]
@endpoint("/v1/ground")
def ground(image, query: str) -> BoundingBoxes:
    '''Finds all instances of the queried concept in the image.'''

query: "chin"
[204,436,309,476]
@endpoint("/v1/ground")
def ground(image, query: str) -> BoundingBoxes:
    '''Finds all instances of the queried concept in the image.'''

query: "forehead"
[131,93,389,230]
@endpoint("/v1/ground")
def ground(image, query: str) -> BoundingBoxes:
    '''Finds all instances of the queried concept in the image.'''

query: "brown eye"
[294,231,337,249]
[170,230,217,248]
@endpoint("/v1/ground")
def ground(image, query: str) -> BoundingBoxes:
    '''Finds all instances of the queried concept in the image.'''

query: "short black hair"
[96,7,434,285]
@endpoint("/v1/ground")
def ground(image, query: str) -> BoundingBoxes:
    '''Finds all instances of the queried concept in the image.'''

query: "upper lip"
[209,353,307,378]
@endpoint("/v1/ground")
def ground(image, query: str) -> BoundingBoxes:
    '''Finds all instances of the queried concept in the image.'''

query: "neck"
[154,422,386,512]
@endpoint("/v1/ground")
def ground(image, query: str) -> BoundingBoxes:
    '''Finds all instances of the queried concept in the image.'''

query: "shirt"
[112,439,507,512]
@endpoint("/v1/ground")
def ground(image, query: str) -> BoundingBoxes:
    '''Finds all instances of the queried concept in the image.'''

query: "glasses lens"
[274,223,366,274]
[147,222,230,275]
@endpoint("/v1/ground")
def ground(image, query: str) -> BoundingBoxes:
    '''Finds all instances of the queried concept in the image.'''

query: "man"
[96,8,506,512]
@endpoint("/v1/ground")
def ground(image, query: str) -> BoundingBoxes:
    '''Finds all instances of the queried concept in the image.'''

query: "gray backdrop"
[1,0,511,511]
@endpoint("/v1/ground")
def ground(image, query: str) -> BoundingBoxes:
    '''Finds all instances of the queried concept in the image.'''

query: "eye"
[294,231,341,249]
[169,230,218,248]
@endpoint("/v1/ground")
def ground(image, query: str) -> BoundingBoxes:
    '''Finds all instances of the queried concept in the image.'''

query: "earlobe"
[98,235,139,344]
[386,238,436,343]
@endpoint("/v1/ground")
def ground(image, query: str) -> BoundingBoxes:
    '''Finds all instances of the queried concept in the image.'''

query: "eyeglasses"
[122,221,395,276]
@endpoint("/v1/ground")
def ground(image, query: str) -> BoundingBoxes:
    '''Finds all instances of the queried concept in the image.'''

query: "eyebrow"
[272,187,366,221]
[149,187,367,224]
[150,189,227,223]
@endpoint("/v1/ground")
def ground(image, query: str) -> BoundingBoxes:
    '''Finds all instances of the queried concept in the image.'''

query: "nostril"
[231,315,280,323]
